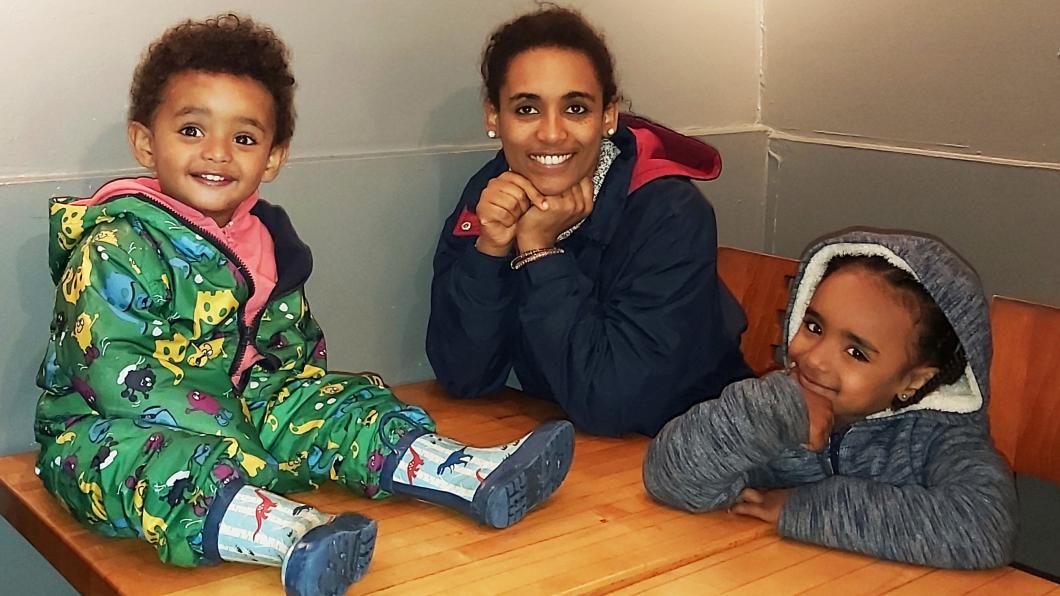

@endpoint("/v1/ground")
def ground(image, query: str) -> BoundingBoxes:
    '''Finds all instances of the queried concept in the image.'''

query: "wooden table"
[1,382,1055,595]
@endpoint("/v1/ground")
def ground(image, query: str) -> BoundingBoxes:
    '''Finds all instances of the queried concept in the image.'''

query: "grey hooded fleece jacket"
[643,230,1017,569]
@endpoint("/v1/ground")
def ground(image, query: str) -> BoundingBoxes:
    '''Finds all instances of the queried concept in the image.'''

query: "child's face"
[787,267,936,425]
[128,71,289,227]
[485,47,617,197]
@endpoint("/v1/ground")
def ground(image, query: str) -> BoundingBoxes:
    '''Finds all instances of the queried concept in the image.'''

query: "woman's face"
[486,47,617,197]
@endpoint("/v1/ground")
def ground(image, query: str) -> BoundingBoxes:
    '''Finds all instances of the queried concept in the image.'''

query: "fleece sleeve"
[643,372,810,511]
[778,427,1018,569]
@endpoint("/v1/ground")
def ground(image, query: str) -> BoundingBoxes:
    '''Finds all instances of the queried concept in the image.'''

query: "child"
[643,229,1017,569]
[35,14,574,596]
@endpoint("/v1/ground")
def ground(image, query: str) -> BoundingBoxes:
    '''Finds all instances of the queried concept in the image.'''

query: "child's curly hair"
[129,14,296,146]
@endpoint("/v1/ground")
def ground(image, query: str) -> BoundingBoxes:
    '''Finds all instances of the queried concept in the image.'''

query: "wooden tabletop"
[1,381,1055,595]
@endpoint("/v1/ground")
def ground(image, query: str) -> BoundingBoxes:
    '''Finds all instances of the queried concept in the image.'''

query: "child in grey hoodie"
[643,229,1017,569]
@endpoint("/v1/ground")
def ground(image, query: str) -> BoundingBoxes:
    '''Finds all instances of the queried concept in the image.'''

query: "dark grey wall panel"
[766,140,1059,305]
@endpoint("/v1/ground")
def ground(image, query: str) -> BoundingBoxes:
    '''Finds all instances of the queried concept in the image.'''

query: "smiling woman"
[426,5,753,437]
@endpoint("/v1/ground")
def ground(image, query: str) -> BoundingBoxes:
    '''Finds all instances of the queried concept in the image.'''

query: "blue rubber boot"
[202,483,377,595]
[381,420,575,528]
[281,513,377,596]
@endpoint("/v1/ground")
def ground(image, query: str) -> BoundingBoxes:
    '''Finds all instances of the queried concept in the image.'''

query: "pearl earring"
[606,128,615,137]
[487,130,497,139]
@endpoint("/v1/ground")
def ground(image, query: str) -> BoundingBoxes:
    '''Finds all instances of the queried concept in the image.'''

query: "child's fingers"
[731,502,765,521]
[736,488,764,504]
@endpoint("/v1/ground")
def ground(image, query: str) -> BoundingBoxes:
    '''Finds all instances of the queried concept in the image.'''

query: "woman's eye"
[846,347,869,362]
[514,105,538,116]
[234,134,257,146]
[566,104,588,115]
[804,320,822,335]
[179,126,204,138]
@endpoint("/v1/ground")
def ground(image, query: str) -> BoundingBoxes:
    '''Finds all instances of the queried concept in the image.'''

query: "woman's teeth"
[531,154,572,166]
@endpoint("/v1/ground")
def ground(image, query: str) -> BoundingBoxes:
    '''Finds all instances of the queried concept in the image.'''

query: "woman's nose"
[536,112,566,143]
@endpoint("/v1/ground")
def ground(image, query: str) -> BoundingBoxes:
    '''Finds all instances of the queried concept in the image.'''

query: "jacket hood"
[782,229,991,418]
[48,178,311,294]
[621,114,721,193]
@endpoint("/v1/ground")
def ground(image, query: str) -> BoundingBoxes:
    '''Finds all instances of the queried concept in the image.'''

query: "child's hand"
[800,382,834,451]
[731,488,789,525]
[475,172,549,257]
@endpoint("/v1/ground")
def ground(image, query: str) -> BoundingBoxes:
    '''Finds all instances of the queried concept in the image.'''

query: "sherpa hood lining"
[784,242,982,418]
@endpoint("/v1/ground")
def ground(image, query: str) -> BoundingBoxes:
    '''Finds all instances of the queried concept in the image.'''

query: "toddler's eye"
[846,347,869,362]
[804,320,822,335]
[179,126,203,138]
[235,134,257,146]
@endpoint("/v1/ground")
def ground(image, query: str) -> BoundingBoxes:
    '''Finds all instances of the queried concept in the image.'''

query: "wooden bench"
[987,296,1060,485]
[716,246,799,375]
[1,246,1055,594]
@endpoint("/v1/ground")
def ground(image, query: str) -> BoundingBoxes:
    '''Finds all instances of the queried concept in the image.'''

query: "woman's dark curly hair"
[823,255,967,410]
[129,14,296,146]
[481,4,618,107]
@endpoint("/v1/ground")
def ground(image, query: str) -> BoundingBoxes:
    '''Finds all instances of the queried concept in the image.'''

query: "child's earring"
[898,393,910,402]
[487,130,497,139]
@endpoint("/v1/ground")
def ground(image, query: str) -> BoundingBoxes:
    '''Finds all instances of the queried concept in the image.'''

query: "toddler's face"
[129,71,288,227]
[787,267,935,425]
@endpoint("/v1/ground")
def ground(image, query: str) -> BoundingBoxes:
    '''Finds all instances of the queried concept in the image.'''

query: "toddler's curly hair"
[129,14,296,146]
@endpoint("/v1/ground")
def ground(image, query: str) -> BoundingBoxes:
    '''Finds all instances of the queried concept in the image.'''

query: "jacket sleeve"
[517,182,732,435]
[778,427,1018,569]
[643,372,809,510]
[426,193,517,398]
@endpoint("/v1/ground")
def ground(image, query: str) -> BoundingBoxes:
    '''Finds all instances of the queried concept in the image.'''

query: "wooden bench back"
[716,246,800,376]
[988,296,1060,484]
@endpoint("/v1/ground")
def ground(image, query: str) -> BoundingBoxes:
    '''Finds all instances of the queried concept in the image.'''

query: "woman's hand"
[731,488,789,525]
[515,176,594,252]
[475,172,549,257]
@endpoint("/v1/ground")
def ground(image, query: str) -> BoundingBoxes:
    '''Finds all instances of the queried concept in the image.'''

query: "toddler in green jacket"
[35,14,573,596]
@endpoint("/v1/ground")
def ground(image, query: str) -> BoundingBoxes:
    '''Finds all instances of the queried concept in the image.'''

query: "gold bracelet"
[511,247,565,270]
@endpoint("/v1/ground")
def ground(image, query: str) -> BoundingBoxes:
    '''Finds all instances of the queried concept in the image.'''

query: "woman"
[427,6,751,436]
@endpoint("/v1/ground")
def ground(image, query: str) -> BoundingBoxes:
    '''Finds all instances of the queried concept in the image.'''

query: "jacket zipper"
[827,429,846,475]
[117,195,261,384]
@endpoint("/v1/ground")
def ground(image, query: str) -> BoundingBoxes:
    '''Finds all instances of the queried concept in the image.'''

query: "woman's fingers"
[499,171,549,211]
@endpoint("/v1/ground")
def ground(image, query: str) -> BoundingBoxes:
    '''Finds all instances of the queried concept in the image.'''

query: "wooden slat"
[716,246,800,375]
[988,296,1060,484]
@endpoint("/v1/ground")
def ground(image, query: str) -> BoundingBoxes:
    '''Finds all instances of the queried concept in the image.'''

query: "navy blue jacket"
[426,116,752,436]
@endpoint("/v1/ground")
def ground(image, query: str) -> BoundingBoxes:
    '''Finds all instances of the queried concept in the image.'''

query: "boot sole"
[283,513,377,596]
[471,420,575,529]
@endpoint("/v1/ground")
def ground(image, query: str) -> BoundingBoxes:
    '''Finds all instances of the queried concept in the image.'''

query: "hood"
[782,229,991,417]
[621,114,722,193]
[47,178,259,283]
